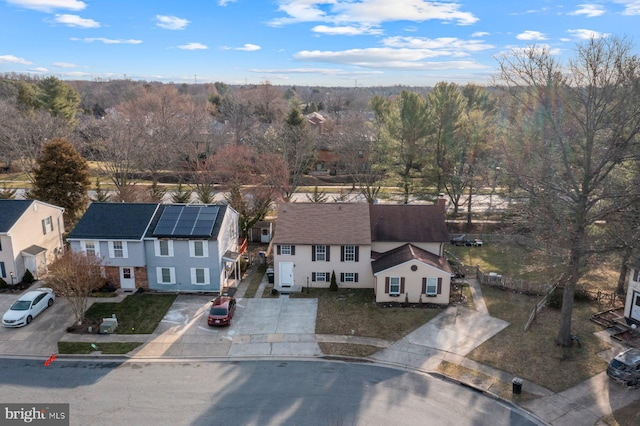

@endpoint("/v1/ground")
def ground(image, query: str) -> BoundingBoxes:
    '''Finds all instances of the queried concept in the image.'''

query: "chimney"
[436,193,447,214]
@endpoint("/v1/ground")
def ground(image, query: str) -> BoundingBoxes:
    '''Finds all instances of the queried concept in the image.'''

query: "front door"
[631,292,640,322]
[120,267,135,290]
[279,262,293,287]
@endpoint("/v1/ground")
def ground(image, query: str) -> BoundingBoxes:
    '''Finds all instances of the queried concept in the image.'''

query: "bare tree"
[497,37,640,347]
[46,251,106,325]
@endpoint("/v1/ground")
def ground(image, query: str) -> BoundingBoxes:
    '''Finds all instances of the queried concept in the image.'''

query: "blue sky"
[1,0,639,87]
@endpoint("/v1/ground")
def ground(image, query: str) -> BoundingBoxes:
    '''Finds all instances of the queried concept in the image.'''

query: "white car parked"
[2,288,56,327]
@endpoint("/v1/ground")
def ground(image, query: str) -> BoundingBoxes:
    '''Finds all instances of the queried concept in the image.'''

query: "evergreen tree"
[171,182,192,203]
[91,178,111,202]
[329,271,338,292]
[31,138,91,224]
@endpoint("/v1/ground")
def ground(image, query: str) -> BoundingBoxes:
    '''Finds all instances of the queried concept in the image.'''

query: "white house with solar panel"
[67,203,241,293]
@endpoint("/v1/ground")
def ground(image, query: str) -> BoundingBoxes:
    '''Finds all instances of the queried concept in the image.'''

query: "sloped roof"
[372,243,453,274]
[273,202,371,245]
[0,200,33,233]
[68,202,159,240]
[370,204,449,243]
[146,204,228,240]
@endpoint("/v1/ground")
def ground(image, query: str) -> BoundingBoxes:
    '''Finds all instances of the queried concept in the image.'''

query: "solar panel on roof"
[153,205,219,237]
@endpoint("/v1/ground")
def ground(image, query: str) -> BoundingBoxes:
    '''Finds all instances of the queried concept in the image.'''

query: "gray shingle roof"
[372,243,453,274]
[272,203,372,245]
[0,200,33,233]
[370,204,449,243]
[68,203,159,240]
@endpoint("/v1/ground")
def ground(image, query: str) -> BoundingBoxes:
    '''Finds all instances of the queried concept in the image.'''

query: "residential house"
[624,262,640,325]
[272,201,452,304]
[0,200,65,282]
[68,202,240,293]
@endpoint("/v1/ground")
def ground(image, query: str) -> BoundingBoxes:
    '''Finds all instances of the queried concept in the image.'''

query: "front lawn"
[58,341,143,354]
[81,293,177,334]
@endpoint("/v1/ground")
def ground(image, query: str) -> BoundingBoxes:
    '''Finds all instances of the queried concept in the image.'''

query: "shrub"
[404,293,409,307]
[0,278,7,289]
[329,271,338,292]
[22,269,35,284]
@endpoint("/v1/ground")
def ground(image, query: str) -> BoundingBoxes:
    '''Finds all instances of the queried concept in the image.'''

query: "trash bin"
[266,268,274,284]
[512,377,523,395]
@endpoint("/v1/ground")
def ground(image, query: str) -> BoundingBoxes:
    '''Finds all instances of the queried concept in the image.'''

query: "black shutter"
[341,246,345,262]
[437,277,443,294]
[277,245,281,255]
[354,273,358,283]
[340,273,344,282]
[634,269,639,282]
[400,277,405,293]
[312,272,316,282]
[355,246,359,262]
[422,278,427,294]
[326,246,330,261]
[291,245,295,255]
[385,277,390,293]
[312,245,316,261]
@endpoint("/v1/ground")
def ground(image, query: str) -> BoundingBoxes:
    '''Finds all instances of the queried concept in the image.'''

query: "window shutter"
[190,268,197,284]
[400,277,405,293]
[422,278,427,294]
[354,273,358,283]
[277,245,281,255]
[312,272,316,282]
[341,246,345,262]
[437,277,443,294]
[312,245,316,261]
[340,273,344,282]
[291,245,295,255]
[634,269,639,282]
[326,246,330,261]
[41,219,47,235]
[355,246,359,262]
[385,277,390,293]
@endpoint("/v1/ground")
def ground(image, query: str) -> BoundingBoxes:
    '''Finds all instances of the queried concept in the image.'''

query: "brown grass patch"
[467,286,610,392]
[600,400,640,426]
[318,342,381,358]
[291,288,442,340]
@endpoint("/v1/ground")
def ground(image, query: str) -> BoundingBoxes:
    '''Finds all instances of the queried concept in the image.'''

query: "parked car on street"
[2,288,56,327]
[207,296,236,326]
[607,348,640,386]
[450,235,483,247]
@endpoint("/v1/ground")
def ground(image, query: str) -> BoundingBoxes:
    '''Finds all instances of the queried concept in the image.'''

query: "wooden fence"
[524,283,558,331]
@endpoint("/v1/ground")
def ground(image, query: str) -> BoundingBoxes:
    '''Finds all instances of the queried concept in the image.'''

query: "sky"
[1,0,639,87]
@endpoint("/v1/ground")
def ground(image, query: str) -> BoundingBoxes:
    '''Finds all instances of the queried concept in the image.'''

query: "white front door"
[279,262,293,287]
[631,292,640,322]
[120,267,135,290]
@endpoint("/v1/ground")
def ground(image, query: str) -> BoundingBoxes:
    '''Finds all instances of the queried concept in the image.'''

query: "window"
[189,240,209,257]
[157,267,175,284]
[191,268,210,285]
[388,277,401,295]
[341,245,358,262]
[281,245,291,255]
[82,240,100,257]
[0,262,5,278]
[155,240,174,257]
[341,272,358,283]
[422,277,442,296]
[277,245,295,255]
[634,269,639,282]
[41,216,53,235]
[122,268,132,279]
[312,245,329,262]
[109,241,128,258]
[312,272,329,282]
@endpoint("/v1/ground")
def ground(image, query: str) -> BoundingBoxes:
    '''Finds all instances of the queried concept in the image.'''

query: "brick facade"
[103,266,149,290]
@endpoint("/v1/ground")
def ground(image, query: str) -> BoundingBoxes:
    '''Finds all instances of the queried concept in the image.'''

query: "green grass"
[467,285,610,392]
[84,293,177,334]
[58,341,142,354]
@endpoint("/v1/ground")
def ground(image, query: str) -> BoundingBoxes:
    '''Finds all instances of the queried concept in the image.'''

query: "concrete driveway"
[0,289,73,356]
[132,295,321,358]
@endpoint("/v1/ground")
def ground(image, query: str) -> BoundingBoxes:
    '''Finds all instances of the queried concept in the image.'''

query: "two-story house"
[625,261,640,326]
[0,199,65,283]
[272,201,452,304]
[67,202,240,293]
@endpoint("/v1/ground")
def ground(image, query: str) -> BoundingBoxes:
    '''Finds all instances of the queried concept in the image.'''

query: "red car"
[207,296,236,326]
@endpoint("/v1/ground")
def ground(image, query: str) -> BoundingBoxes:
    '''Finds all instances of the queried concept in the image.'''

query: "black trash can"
[266,268,274,284]
[512,377,523,395]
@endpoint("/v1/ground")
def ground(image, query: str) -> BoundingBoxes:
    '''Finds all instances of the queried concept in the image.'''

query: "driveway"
[0,289,73,356]
[132,295,321,358]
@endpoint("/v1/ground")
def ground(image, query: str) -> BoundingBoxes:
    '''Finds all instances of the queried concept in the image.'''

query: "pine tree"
[91,178,111,202]
[171,182,192,203]
[329,271,338,292]
[31,138,91,224]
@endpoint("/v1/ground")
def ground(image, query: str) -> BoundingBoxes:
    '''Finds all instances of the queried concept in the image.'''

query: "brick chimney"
[436,193,447,214]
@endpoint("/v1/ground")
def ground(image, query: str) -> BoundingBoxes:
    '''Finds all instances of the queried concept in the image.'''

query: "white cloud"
[0,54,32,64]
[567,29,609,39]
[312,25,383,36]
[54,14,100,28]
[614,0,640,15]
[516,30,548,41]
[178,42,208,50]
[218,0,237,5]
[382,36,494,53]
[294,47,489,70]
[270,0,478,27]
[251,67,384,76]
[52,62,77,67]
[155,15,190,30]
[71,37,143,44]
[569,4,606,17]
[29,66,48,73]
[236,44,261,51]
[6,0,85,12]
[471,31,489,37]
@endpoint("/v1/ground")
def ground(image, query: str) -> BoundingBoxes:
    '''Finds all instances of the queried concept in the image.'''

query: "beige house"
[624,262,640,325]
[272,201,452,304]
[0,199,65,283]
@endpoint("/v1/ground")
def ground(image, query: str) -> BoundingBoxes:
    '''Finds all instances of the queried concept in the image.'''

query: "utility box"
[100,317,118,334]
